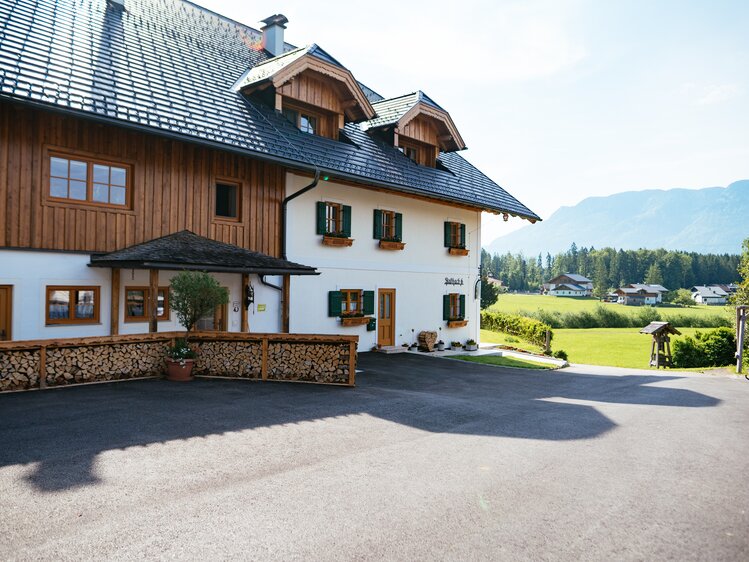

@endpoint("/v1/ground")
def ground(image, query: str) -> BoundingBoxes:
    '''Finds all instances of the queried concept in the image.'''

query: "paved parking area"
[1,353,748,560]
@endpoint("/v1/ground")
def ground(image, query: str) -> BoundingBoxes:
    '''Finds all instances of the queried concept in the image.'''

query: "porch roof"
[89,231,319,276]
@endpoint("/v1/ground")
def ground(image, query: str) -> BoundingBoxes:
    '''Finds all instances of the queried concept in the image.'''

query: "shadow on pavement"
[0,352,719,492]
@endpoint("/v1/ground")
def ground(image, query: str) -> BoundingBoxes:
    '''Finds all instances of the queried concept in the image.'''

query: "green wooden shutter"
[328,291,343,317]
[373,209,383,239]
[342,205,352,237]
[443,294,451,320]
[363,291,375,315]
[460,224,466,247]
[459,294,466,319]
[395,213,403,241]
[316,201,327,235]
[444,222,451,247]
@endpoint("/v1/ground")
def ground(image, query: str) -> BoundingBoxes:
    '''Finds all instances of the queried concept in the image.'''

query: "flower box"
[322,235,354,247]
[448,247,469,256]
[447,319,468,328]
[340,316,371,326]
[379,240,405,251]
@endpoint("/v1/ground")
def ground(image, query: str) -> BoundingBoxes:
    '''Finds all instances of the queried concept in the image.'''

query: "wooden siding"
[400,116,438,147]
[277,71,343,115]
[0,101,284,255]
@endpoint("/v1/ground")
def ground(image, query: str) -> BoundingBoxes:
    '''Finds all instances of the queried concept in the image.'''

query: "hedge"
[526,304,730,330]
[672,327,737,368]
[480,311,552,348]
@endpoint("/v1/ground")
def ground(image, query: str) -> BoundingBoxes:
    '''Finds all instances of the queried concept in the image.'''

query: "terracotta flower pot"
[165,358,194,382]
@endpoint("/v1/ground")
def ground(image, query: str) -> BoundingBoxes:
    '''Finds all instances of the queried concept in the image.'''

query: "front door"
[378,288,395,347]
[0,286,11,341]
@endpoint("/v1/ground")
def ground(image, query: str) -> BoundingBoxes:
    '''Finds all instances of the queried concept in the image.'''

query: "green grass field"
[480,327,704,369]
[489,294,731,323]
[451,354,554,370]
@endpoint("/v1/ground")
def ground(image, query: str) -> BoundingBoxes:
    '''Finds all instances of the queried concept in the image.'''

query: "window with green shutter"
[362,291,375,315]
[318,202,352,239]
[444,293,464,321]
[328,291,343,317]
[445,221,468,255]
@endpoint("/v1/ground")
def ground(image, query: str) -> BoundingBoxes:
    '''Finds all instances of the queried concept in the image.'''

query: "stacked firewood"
[267,343,350,384]
[46,343,168,386]
[0,350,40,391]
[418,331,438,351]
[193,341,262,377]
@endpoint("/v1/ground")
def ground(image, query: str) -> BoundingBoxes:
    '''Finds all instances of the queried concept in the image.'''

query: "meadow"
[480,327,704,369]
[489,294,731,328]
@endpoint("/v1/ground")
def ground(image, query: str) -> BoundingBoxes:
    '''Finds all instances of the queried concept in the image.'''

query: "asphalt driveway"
[1,353,748,560]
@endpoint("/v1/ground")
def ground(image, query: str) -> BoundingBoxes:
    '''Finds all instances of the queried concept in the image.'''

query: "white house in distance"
[0,0,539,351]
[691,286,729,305]
[615,287,659,306]
[625,284,669,303]
[543,274,593,297]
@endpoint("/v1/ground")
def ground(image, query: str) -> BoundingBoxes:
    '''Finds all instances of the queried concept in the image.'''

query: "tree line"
[481,243,741,295]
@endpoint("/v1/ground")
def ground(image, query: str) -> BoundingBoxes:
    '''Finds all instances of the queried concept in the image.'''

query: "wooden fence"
[0,332,358,392]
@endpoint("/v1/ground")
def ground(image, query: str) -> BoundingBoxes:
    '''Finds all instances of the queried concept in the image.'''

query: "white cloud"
[697,84,742,105]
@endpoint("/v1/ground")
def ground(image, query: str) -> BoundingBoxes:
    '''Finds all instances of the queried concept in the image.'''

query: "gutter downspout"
[281,169,320,260]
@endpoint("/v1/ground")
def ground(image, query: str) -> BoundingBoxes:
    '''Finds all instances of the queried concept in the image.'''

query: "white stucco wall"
[0,250,281,340]
[284,173,481,351]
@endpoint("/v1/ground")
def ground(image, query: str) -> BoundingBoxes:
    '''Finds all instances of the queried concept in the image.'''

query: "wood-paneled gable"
[0,101,284,255]
[277,71,343,115]
[400,116,438,147]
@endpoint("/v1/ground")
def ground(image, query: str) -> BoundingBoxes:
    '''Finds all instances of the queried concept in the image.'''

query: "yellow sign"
[257,304,266,312]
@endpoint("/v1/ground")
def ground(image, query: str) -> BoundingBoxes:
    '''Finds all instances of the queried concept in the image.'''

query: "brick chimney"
[260,14,288,57]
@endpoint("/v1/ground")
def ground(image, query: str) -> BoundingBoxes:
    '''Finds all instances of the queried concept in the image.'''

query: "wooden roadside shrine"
[640,321,681,368]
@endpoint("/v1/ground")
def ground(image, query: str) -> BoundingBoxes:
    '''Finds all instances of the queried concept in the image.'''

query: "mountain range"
[486,180,749,256]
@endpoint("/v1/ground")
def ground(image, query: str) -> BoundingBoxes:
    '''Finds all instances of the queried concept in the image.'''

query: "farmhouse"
[626,284,668,303]
[543,274,593,297]
[691,286,728,306]
[0,0,538,351]
[615,287,659,306]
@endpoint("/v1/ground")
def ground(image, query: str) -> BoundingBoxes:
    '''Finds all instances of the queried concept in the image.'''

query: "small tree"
[170,271,229,334]
[731,237,749,306]
[670,288,694,307]
[480,277,501,309]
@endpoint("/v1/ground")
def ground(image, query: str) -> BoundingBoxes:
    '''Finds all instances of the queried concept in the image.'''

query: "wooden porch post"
[241,273,249,332]
[149,269,159,333]
[282,274,290,333]
[110,268,120,336]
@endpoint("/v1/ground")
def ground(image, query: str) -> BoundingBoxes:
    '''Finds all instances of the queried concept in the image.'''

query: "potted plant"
[167,271,229,381]
[465,339,478,351]
[165,338,197,381]
[450,341,462,350]
[436,340,445,351]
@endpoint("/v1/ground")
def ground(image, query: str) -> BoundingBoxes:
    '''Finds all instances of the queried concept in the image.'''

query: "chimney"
[260,14,289,57]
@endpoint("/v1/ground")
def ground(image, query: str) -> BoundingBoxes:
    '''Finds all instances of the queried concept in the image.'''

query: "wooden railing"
[0,332,358,392]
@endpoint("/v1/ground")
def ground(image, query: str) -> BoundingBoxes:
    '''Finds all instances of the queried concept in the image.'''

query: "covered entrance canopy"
[89,230,318,334]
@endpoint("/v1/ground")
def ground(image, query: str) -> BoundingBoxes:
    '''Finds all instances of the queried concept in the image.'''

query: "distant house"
[691,286,729,305]
[544,274,593,297]
[626,283,669,303]
[615,287,659,306]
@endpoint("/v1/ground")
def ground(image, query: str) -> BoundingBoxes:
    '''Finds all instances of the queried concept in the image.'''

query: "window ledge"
[447,319,468,328]
[448,247,469,256]
[322,235,354,247]
[340,316,371,327]
[379,240,405,251]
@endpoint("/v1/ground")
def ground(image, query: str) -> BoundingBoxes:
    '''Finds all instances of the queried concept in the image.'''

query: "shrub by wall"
[481,311,552,348]
[672,328,736,368]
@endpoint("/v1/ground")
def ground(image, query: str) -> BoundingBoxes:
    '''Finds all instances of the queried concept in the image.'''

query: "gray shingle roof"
[89,230,318,274]
[0,0,540,221]
[364,91,445,130]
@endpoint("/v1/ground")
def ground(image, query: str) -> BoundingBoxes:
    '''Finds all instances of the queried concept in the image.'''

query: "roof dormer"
[237,44,375,140]
[363,91,466,167]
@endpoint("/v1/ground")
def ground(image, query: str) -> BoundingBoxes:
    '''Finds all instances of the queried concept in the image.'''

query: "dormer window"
[283,106,319,135]
[398,137,435,167]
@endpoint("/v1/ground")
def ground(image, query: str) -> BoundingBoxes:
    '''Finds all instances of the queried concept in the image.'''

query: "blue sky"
[197,0,749,243]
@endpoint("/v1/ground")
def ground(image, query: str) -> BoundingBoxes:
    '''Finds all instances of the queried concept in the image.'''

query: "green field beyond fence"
[489,294,731,329]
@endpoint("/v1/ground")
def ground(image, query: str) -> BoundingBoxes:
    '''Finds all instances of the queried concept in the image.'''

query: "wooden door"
[378,289,395,347]
[0,286,11,341]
